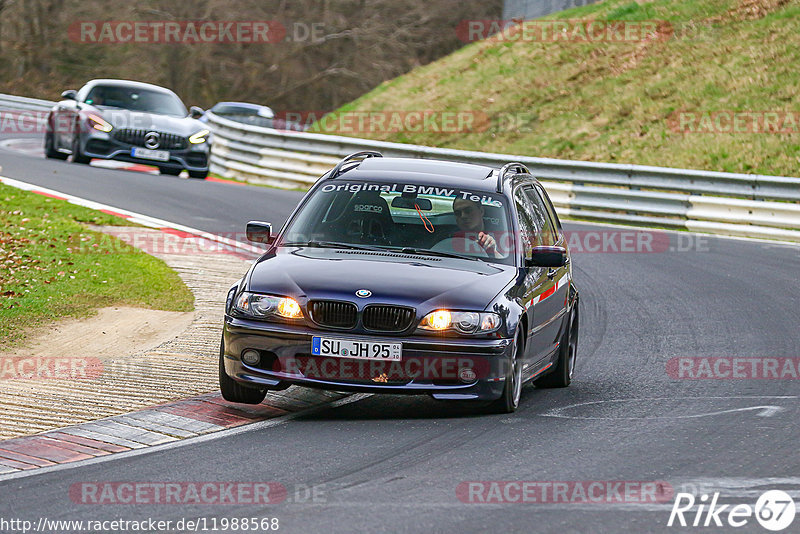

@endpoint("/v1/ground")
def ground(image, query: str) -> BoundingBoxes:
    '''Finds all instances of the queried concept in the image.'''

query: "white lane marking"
[539,396,798,420]
[89,160,160,174]
[0,138,159,173]
[0,394,371,483]
[0,174,264,255]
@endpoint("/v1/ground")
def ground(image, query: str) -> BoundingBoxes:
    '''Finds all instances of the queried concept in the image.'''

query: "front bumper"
[79,130,209,171]
[222,316,514,401]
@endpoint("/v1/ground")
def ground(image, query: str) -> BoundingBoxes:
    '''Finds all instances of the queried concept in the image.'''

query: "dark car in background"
[220,152,579,413]
[203,101,306,131]
[45,79,210,178]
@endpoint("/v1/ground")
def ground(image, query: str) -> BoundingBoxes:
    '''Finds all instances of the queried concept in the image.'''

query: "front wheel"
[535,308,578,389]
[488,330,523,413]
[71,132,91,164]
[219,337,267,404]
[159,167,182,176]
[44,131,68,160]
[188,169,208,179]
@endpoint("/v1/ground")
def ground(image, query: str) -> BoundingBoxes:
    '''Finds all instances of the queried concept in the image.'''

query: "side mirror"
[189,106,205,119]
[61,90,77,100]
[525,246,567,268]
[246,221,273,244]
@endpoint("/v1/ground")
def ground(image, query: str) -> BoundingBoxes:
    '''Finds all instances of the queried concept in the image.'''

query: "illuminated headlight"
[418,310,501,334]
[88,114,113,132]
[234,292,303,319]
[189,129,210,144]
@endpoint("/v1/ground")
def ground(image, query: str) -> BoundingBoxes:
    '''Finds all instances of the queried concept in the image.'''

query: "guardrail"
[206,112,800,242]
[3,92,799,242]
[0,93,55,111]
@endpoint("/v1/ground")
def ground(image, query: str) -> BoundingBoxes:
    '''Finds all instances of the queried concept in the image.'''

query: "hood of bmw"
[246,247,516,315]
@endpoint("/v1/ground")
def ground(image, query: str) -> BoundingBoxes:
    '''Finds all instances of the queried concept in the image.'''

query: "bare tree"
[0,0,503,111]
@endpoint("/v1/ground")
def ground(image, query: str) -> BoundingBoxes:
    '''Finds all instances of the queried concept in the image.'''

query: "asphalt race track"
[1,132,799,533]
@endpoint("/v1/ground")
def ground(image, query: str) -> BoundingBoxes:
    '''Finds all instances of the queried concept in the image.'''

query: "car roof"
[83,79,177,95]
[212,102,267,110]
[340,157,505,192]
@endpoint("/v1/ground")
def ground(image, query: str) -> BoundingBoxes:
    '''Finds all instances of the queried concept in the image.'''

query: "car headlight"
[189,129,210,144]
[234,292,303,319]
[418,310,501,334]
[87,114,112,132]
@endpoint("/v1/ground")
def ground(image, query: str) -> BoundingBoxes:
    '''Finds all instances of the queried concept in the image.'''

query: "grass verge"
[316,0,800,177]
[0,183,194,347]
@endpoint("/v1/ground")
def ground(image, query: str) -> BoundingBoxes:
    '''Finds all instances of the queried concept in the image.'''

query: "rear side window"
[536,184,563,241]
[513,188,538,258]
[520,186,557,246]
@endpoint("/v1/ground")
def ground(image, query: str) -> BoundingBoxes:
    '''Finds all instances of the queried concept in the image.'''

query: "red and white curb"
[0,174,264,257]
[0,137,247,185]
[0,390,356,478]
[0,174,347,478]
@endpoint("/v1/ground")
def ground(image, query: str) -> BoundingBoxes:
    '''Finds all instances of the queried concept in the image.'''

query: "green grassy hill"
[318,0,799,176]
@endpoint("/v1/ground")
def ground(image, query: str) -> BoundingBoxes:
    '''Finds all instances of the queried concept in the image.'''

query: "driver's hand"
[477,231,498,256]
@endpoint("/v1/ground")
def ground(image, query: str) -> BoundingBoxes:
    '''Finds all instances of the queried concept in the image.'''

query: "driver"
[452,198,503,258]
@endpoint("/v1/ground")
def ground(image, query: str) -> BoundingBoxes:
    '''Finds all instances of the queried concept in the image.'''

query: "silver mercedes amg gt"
[44,79,210,179]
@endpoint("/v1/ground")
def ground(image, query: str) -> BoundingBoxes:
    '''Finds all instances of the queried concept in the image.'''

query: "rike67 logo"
[668,490,796,531]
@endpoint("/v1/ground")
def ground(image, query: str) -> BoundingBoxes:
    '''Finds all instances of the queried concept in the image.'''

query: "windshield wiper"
[391,247,482,262]
[281,240,389,252]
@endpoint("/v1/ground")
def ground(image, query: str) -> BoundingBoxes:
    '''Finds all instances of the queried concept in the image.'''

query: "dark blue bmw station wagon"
[220,152,579,413]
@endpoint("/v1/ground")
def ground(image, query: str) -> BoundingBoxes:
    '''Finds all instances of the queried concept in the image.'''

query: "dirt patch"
[0,225,253,440]
[707,0,791,22]
[0,306,194,361]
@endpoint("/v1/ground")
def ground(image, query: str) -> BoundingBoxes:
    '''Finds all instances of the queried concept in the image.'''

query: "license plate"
[131,147,170,161]
[312,336,402,361]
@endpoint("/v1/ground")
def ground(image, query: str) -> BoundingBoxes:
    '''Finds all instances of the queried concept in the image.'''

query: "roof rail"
[496,162,530,192]
[328,151,383,179]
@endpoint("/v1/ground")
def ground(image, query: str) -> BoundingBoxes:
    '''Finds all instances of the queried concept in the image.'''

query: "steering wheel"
[431,237,489,257]
[345,218,392,246]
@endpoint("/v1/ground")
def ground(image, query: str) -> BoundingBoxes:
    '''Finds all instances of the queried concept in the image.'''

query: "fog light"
[459,368,477,382]
[242,349,260,366]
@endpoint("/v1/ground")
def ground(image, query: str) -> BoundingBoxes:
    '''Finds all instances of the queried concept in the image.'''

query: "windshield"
[84,85,188,117]
[280,180,516,265]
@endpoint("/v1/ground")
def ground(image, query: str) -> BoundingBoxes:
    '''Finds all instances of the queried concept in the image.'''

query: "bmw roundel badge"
[356,289,372,298]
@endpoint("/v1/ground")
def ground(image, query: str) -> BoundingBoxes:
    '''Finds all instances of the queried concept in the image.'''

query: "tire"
[218,337,267,404]
[488,330,524,414]
[159,167,182,176]
[534,308,578,389]
[71,131,91,164]
[44,131,68,160]
[188,169,208,179]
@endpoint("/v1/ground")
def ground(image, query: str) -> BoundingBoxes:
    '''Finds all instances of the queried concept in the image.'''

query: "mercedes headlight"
[88,114,113,132]
[189,129,210,144]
